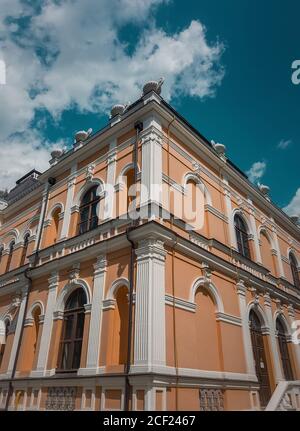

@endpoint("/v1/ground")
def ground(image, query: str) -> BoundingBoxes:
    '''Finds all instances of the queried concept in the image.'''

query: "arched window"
[125,168,135,212]
[249,310,271,407]
[276,319,294,381]
[110,286,129,366]
[52,209,61,244]
[78,186,100,234]
[32,307,41,355]
[57,289,86,372]
[289,253,300,290]
[20,233,30,266]
[234,214,251,259]
[0,320,11,367]
[5,240,15,272]
[0,245,3,266]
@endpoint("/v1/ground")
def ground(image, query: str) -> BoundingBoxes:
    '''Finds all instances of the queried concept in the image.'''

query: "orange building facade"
[0,83,300,411]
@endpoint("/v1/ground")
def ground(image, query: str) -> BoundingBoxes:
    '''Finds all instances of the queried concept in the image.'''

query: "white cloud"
[0,0,225,190]
[246,161,266,183]
[277,139,292,150]
[283,188,300,216]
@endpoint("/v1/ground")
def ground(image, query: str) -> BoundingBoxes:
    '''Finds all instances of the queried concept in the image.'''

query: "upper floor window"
[20,233,30,266]
[289,253,300,290]
[52,209,61,244]
[57,289,86,372]
[78,186,100,235]
[0,245,3,265]
[234,214,251,260]
[0,319,11,367]
[5,240,15,272]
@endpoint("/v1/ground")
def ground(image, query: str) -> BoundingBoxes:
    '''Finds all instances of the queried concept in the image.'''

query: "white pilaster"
[6,289,28,376]
[34,184,49,251]
[222,180,235,248]
[59,165,77,240]
[140,116,163,210]
[134,238,166,371]
[31,272,59,377]
[271,225,285,278]
[263,293,284,381]
[236,280,256,376]
[103,140,117,221]
[84,256,107,373]
[247,201,262,264]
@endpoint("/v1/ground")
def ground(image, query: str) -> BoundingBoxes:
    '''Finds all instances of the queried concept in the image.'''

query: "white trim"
[55,278,92,313]
[106,277,129,300]
[189,276,224,313]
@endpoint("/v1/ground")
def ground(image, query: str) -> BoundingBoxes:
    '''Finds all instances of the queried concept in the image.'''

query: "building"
[0,81,300,411]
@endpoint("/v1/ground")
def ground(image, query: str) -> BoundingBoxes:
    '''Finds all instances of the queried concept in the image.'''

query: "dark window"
[234,215,251,259]
[249,311,271,407]
[289,253,300,290]
[276,319,294,380]
[0,245,3,266]
[0,320,11,367]
[78,186,100,235]
[5,241,15,272]
[20,233,30,267]
[57,289,86,372]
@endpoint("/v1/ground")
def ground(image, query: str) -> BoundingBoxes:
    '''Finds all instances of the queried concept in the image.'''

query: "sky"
[0,0,299,216]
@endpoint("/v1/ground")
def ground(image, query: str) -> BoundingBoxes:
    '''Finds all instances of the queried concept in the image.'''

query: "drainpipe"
[4,177,56,411]
[124,121,143,411]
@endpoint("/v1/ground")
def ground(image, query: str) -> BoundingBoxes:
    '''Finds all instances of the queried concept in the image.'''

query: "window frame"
[234,214,251,260]
[57,289,86,373]
[78,186,100,235]
[289,253,300,290]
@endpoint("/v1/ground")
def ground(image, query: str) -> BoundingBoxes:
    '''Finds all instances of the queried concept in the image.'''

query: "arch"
[46,202,64,220]
[232,208,252,234]
[274,312,291,337]
[183,172,212,206]
[189,277,224,313]
[22,214,40,237]
[74,178,105,207]
[246,301,269,330]
[1,229,19,249]
[116,162,141,185]
[0,315,12,344]
[106,277,130,301]
[26,300,45,321]
[288,248,299,266]
[55,279,91,313]
[258,226,276,250]
[288,250,300,289]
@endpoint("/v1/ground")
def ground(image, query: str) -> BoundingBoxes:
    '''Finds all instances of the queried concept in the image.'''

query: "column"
[236,280,256,376]
[134,238,166,372]
[103,140,117,221]
[140,116,163,213]
[248,200,262,264]
[59,164,77,241]
[31,272,59,377]
[83,256,107,374]
[263,293,284,382]
[6,289,28,377]
[222,180,235,248]
[34,184,49,251]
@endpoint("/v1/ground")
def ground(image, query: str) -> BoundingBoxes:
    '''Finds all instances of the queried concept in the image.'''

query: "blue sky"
[0,0,299,215]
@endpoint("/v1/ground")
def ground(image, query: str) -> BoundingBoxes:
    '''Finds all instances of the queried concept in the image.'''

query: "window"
[234,214,251,259]
[78,186,100,235]
[0,320,11,367]
[0,245,3,266]
[5,240,15,272]
[57,289,86,372]
[20,233,30,266]
[52,209,61,243]
[289,253,300,290]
